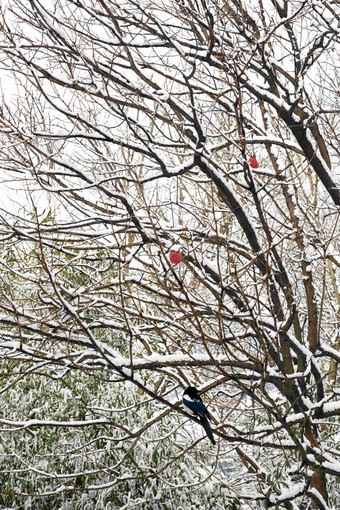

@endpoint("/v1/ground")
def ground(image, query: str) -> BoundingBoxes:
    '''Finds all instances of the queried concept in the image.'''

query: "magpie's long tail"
[200,417,216,445]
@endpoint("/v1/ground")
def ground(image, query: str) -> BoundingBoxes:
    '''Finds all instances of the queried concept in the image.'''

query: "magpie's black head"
[183,386,200,399]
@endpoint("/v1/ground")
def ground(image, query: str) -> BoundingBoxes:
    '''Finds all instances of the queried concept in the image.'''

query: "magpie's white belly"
[183,402,196,416]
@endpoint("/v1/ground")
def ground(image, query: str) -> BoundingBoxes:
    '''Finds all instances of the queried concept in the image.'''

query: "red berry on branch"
[169,251,182,264]
[249,156,259,168]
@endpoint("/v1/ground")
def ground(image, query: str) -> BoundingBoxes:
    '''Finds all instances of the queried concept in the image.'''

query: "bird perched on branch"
[183,386,216,445]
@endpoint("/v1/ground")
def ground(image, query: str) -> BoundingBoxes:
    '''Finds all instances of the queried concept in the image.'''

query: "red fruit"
[169,251,182,264]
[249,156,259,168]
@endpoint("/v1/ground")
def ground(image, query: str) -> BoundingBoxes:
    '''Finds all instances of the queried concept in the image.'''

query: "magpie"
[183,386,216,445]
